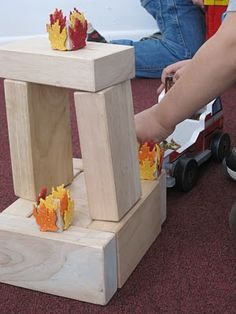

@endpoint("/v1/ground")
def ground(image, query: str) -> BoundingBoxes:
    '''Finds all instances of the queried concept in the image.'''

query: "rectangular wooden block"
[74,81,141,221]
[0,37,135,92]
[4,79,73,201]
[0,162,166,302]
[0,213,117,305]
[88,170,166,287]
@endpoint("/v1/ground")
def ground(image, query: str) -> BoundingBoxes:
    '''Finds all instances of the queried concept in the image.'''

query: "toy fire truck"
[159,76,231,192]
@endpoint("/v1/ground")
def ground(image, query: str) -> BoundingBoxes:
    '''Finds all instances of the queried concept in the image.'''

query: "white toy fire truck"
[159,77,231,192]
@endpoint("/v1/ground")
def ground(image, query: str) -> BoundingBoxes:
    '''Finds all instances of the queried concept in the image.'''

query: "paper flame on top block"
[33,185,74,232]
[47,8,88,51]
[139,142,164,180]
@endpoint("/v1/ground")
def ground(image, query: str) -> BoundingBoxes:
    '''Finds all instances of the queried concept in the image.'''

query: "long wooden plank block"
[4,79,73,201]
[74,80,141,221]
[0,37,135,92]
[0,214,117,305]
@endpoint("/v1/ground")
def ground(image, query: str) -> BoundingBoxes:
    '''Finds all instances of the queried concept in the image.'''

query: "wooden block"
[73,158,83,177]
[74,80,141,221]
[10,164,165,289]
[158,170,167,225]
[69,171,92,228]
[0,162,165,303]
[0,37,135,92]
[0,214,117,305]
[89,170,166,288]
[1,198,33,218]
[4,79,73,201]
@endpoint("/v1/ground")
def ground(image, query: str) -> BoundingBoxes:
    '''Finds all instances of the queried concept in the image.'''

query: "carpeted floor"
[0,77,236,314]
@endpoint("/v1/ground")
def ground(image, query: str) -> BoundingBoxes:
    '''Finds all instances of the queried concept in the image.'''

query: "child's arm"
[135,12,236,143]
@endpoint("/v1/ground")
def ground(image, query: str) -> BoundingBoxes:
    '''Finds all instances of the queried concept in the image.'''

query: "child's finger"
[157,83,165,94]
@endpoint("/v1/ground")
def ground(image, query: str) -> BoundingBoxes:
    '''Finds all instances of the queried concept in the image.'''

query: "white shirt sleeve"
[228,0,236,11]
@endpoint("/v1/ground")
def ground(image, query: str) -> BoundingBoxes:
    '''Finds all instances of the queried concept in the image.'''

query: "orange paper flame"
[33,185,74,232]
[139,142,164,180]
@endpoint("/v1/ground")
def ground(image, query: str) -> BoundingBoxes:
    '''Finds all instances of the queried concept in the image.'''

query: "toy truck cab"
[159,92,230,192]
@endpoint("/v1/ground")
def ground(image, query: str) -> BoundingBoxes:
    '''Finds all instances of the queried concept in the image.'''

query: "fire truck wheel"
[174,157,199,192]
[229,201,236,235]
[211,132,231,162]
[225,147,236,181]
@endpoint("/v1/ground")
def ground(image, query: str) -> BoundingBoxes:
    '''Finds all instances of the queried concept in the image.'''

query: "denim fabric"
[111,0,206,78]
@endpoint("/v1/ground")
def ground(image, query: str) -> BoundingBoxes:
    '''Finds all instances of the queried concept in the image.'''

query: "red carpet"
[0,78,236,313]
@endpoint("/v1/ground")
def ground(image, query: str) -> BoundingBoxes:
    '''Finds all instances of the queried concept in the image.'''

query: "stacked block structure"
[0,37,166,305]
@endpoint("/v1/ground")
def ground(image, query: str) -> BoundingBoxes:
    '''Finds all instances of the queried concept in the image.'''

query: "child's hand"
[157,60,191,94]
[135,104,174,143]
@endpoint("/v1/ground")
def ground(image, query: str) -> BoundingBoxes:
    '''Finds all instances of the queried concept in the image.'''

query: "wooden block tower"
[0,37,166,305]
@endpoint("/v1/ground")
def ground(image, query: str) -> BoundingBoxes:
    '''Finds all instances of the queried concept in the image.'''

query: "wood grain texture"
[69,171,92,228]
[74,80,141,221]
[0,214,117,305]
[0,37,135,92]
[4,80,73,201]
[73,158,84,176]
[1,198,33,218]
[89,170,166,287]
[0,164,166,299]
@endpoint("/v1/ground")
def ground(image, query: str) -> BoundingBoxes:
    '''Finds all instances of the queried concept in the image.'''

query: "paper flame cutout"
[139,142,164,180]
[47,8,88,51]
[33,185,74,232]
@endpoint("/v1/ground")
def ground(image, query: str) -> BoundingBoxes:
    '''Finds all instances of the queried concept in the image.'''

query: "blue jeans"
[111,0,206,78]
